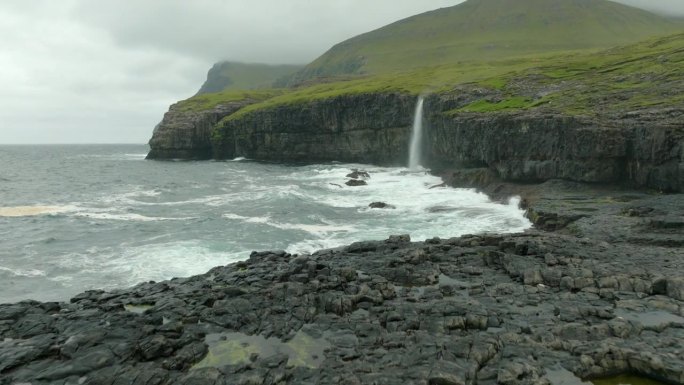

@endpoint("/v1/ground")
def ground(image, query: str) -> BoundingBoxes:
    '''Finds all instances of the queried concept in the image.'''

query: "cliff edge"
[148,33,684,192]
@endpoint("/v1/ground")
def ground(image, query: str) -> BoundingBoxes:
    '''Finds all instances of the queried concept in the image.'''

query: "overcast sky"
[1,0,682,144]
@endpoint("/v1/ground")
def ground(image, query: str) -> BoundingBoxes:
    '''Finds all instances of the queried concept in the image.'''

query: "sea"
[0,144,531,304]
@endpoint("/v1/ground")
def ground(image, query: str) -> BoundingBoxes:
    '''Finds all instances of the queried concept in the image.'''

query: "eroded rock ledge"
[2,213,683,384]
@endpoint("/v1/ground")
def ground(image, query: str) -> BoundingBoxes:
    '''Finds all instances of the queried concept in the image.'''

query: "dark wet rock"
[346,169,370,180]
[0,334,56,373]
[369,202,395,209]
[147,100,255,160]
[212,93,416,164]
[387,234,411,244]
[36,348,115,380]
[427,205,459,213]
[345,179,367,187]
[429,182,447,189]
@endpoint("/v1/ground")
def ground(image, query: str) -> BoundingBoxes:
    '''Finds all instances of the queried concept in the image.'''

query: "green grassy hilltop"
[174,0,684,122]
[196,62,302,94]
[177,31,684,122]
[289,0,682,83]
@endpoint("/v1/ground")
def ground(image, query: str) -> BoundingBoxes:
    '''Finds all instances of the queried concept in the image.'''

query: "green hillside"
[288,0,682,84]
[173,31,684,126]
[196,62,303,94]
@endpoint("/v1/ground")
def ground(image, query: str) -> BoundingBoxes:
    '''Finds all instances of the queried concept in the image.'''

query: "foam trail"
[0,206,70,217]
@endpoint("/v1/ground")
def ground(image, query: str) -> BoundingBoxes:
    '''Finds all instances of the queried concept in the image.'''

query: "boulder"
[369,202,395,209]
[346,179,367,187]
[347,170,370,179]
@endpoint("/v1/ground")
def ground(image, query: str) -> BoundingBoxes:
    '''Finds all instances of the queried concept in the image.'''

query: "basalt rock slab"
[1,229,682,385]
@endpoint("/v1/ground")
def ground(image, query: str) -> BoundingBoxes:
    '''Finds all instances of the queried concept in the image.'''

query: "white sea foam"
[123,153,148,159]
[223,213,353,235]
[223,164,530,250]
[0,266,47,277]
[0,205,72,217]
[273,164,531,251]
[72,212,194,222]
[271,223,354,234]
[223,213,249,220]
[287,238,352,256]
[50,241,248,290]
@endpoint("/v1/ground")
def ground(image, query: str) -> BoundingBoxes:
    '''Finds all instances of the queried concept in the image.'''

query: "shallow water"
[614,309,684,329]
[194,330,331,369]
[0,144,531,303]
[593,374,668,385]
[545,365,668,385]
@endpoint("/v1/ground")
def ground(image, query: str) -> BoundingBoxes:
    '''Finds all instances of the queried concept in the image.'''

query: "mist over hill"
[197,62,303,94]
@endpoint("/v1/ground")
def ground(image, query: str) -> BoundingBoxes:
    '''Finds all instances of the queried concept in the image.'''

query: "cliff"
[149,91,683,191]
[146,103,241,160]
[212,93,415,164]
[204,92,684,192]
[147,90,279,160]
[424,102,684,192]
[147,33,684,191]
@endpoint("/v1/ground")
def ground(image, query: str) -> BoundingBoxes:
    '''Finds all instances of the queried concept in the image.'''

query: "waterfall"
[408,96,425,169]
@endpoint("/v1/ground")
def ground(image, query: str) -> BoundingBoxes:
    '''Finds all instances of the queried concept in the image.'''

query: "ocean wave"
[2,157,533,303]
[223,213,271,224]
[48,241,248,289]
[223,213,353,235]
[72,212,195,222]
[123,153,148,159]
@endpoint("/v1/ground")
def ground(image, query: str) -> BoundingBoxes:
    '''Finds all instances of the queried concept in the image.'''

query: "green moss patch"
[176,89,282,112]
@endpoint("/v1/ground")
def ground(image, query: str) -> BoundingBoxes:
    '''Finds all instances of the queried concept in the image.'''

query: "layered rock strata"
[147,93,683,192]
[147,101,252,160]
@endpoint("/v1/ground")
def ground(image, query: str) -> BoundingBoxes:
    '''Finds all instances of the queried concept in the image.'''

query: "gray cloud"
[612,0,684,16]
[0,0,682,144]
[73,0,461,64]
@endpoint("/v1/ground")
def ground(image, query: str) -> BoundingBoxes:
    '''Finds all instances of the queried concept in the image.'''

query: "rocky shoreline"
[1,178,682,385]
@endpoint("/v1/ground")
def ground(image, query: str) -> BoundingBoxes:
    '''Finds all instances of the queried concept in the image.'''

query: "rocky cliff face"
[146,101,250,160]
[148,92,683,191]
[424,99,684,192]
[212,93,416,164]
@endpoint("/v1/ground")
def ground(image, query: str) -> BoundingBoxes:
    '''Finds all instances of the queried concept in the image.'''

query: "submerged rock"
[346,170,370,180]
[369,202,395,209]
[345,179,367,187]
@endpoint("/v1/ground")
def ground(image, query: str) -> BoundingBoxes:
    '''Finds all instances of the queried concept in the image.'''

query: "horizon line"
[0,142,148,146]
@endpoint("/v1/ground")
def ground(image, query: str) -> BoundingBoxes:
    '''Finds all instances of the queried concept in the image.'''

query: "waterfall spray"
[408,96,425,169]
